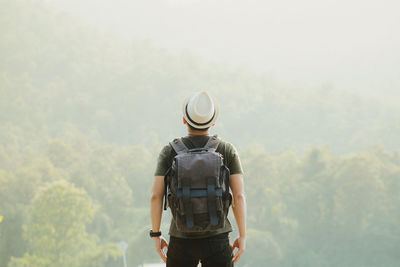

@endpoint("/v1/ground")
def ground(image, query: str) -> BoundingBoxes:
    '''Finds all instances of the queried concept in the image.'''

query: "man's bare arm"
[230,173,247,263]
[150,175,168,262]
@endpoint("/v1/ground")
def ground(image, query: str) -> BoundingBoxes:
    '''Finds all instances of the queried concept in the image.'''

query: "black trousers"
[166,233,234,267]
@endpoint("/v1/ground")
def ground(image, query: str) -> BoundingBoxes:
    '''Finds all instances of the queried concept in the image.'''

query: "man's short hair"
[188,124,210,132]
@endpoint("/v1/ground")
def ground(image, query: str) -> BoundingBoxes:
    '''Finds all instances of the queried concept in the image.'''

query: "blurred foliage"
[1,0,400,154]
[8,181,121,267]
[1,0,400,266]
[1,136,399,266]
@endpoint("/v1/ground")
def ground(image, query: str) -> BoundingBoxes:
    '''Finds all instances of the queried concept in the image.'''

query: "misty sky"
[45,0,400,98]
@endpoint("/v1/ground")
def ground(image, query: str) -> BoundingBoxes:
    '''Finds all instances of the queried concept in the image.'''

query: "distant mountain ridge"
[1,0,399,154]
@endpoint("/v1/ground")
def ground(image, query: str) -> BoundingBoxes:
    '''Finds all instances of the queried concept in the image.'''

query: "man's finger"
[233,253,241,263]
[232,246,238,253]
[158,249,167,263]
[161,238,169,249]
[232,243,238,252]
[233,249,243,263]
[161,250,167,263]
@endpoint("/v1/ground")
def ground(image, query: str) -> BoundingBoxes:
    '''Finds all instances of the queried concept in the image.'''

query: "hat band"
[185,104,215,126]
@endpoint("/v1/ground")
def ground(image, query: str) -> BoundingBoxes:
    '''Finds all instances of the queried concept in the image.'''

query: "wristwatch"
[149,230,162,238]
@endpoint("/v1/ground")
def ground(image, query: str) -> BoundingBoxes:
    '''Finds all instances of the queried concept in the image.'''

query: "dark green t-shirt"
[154,135,243,239]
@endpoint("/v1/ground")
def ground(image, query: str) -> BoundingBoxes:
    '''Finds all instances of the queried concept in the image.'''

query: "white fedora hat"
[182,91,219,129]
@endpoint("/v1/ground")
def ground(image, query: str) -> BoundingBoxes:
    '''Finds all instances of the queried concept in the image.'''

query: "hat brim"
[182,94,219,129]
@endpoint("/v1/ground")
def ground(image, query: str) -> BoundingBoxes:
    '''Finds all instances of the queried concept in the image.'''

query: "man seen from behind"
[150,91,247,267]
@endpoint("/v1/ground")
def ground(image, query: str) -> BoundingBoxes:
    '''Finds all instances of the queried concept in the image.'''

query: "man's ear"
[183,117,187,124]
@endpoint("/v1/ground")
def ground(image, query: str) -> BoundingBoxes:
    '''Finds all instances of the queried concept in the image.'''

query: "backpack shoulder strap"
[204,134,220,152]
[169,138,189,155]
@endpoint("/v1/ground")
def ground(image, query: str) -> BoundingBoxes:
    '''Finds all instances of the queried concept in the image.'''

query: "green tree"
[8,180,120,267]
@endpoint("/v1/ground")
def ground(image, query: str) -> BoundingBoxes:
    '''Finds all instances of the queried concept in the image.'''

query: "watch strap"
[149,230,162,237]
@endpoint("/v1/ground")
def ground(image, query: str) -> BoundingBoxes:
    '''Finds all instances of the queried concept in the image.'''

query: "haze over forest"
[45,0,400,98]
[1,0,399,266]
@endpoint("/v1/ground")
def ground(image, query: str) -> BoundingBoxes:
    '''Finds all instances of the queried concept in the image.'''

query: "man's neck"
[187,129,209,136]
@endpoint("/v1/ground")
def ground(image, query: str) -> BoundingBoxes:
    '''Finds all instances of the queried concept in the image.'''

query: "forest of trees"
[1,0,399,266]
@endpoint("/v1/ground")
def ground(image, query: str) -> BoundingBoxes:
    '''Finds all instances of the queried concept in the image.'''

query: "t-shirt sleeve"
[227,143,244,175]
[154,145,172,176]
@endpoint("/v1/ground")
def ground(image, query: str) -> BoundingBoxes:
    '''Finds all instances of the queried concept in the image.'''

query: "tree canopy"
[1,0,399,266]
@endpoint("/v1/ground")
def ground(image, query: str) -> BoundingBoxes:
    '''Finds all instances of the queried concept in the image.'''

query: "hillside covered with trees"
[1,0,399,266]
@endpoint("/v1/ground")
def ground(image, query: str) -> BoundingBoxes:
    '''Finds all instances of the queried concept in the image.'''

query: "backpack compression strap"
[204,134,220,152]
[163,167,171,211]
[170,138,189,155]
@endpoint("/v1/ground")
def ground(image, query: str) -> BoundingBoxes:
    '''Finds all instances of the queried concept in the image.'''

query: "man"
[150,91,246,266]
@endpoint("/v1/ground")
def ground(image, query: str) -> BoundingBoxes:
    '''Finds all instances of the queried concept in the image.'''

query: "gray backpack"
[163,135,232,232]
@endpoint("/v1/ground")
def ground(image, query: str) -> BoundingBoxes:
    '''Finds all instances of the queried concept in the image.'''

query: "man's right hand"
[153,236,168,262]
